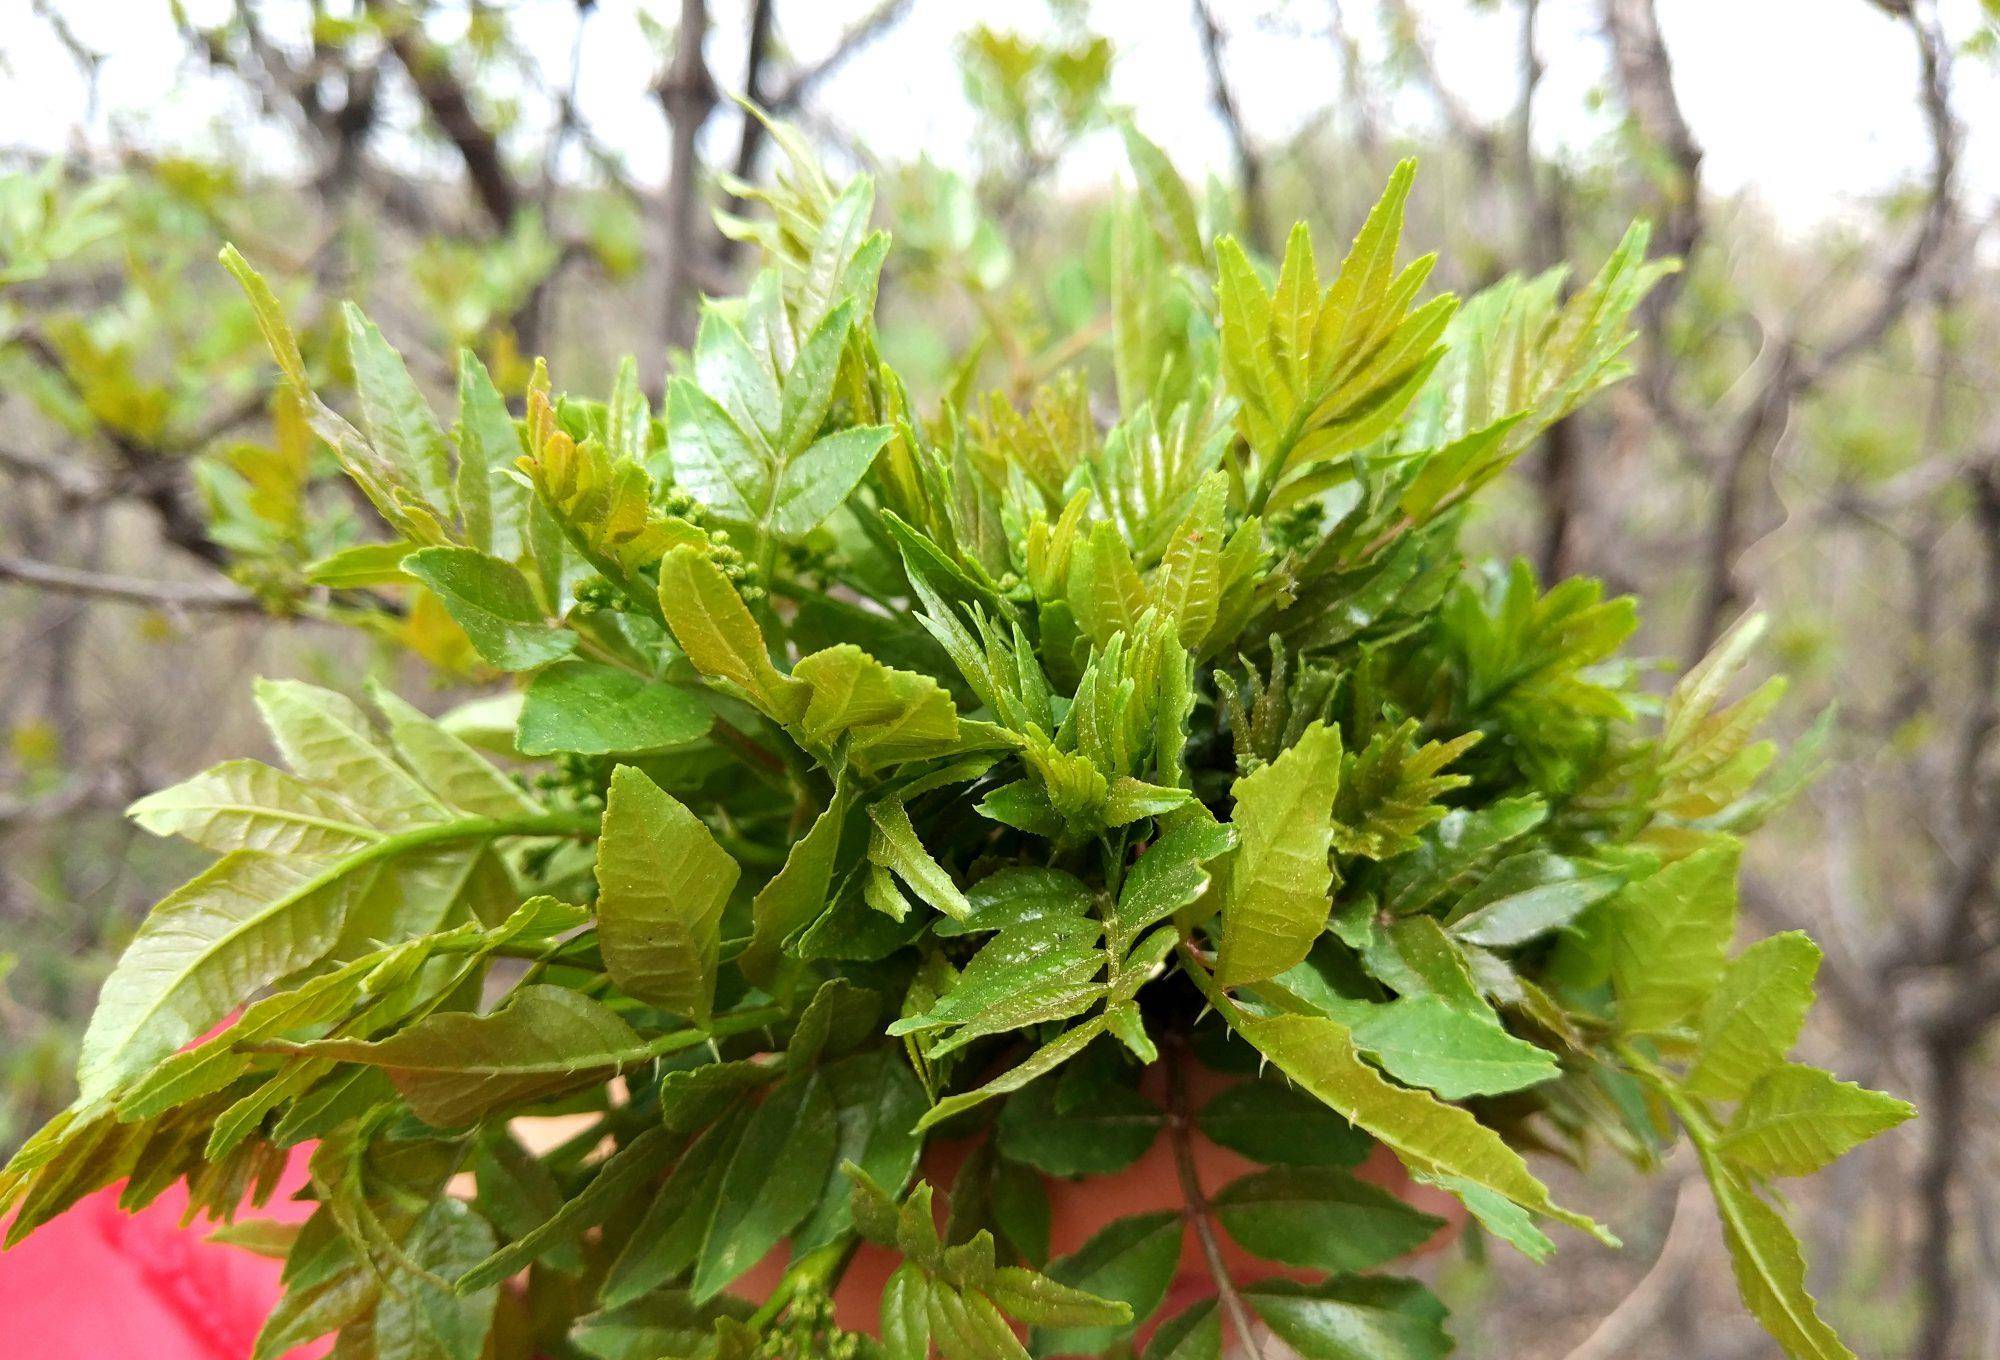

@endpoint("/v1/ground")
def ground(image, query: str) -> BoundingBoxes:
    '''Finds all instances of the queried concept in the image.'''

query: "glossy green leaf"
[403,546,575,671]
[1214,1167,1444,1273]
[1035,1211,1182,1354]
[517,660,712,756]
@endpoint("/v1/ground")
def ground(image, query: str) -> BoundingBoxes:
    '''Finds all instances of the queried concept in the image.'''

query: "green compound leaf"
[268,984,662,1127]
[1212,1004,1611,1247]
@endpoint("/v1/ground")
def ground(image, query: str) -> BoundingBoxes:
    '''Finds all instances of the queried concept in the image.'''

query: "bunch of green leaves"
[0,117,1903,1360]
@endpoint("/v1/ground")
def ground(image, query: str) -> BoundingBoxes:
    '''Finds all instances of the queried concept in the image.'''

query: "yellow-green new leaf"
[1216,722,1341,987]
[1702,1157,1858,1360]
[868,799,971,921]
[1715,1064,1913,1178]
[1610,840,1740,1035]
[128,760,379,858]
[595,766,741,1022]
[657,544,810,723]
[1222,1006,1609,1245]
[76,850,372,1101]
[254,678,447,831]
[1685,932,1820,1100]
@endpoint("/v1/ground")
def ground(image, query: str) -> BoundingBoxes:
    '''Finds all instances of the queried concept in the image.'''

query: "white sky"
[3,1,1995,230]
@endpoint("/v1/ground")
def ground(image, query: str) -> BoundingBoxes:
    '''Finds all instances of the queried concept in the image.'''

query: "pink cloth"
[0,1147,322,1360]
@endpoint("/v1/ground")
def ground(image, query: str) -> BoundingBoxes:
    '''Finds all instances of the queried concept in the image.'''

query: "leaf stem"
[1165,1033,1264,1360]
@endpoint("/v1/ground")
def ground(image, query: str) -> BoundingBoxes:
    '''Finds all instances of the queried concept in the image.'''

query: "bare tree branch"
[1381,0,1495,163]
[1324,0,1381,157]
[0,554,261,612]
[373,2,523,232]
[657,0,717,352]
[763,0,915,113]
[1192,0,1271,255]
[1601,0,1961,663]
[1794,0,1958,384]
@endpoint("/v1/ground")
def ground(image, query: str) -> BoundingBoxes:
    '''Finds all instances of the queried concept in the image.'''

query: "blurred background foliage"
[2,2,1999,1356]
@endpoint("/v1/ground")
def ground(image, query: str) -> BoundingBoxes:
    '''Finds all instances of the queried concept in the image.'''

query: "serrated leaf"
[344,303,453,513]
[1447,850,1621,948]
[890,917,1104,1053]
[936,867,1092,939]
[867,798,971,920]
[1218,1007,1609,1244]
[915,1017,1107,1131]
[1715,1064,1912,1178]
[457,1128,676,1291]
[595,765,740,1022]
[656,544,810,722]
[373,1198,497,1360]
[772,425,892,538]
[1685,932,1820,1100]
[255,678,446,830]
[76,849,374,1102]
[452,350,522,556]
[370,683,544,820]
[793,644,961,768]
[129,759,379,857]
[1112,818,1234,952]
[1321,995,1561,1100]
[1381,797,1546,917]
[1217,721,1341,987]
[1610,841,1740,1035]
[691,1069,842,1301]
[667,376,767,525]
[1700,1157,1856,1360]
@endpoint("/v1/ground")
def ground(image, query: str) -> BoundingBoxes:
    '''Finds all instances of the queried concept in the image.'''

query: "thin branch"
[657,0,717,353]
[763,0,915,113]
[9,329,231,568]
[1191,0,1271,256]
[0,443,104,501]
[373,1,522,231]
[1796,0,1958,384]
[1381,0,1494,160]
[728,0,777,183]
[0,554,261,612]
[1324,0,1381,157]
[1518,0,1582,580]
[1165,1039,1264,1360]
[1612,0,1962,663]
